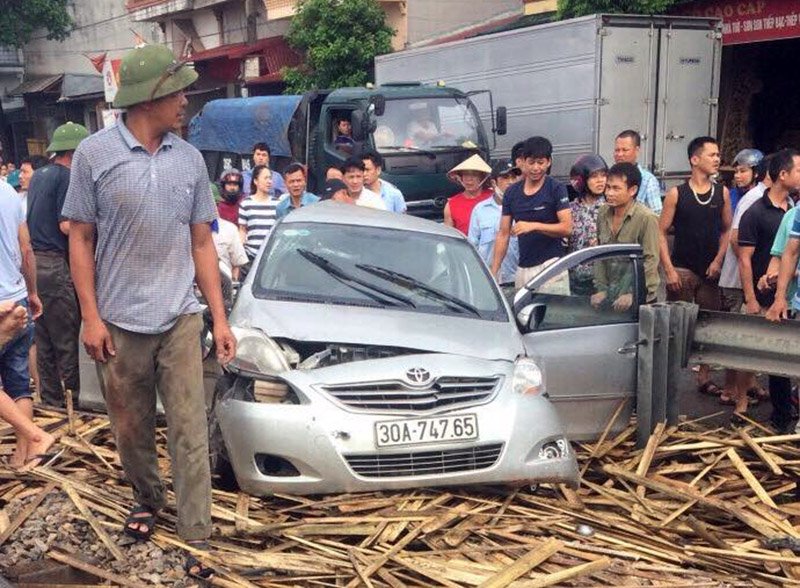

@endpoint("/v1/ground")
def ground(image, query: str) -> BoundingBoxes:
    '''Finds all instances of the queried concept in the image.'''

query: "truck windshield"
[253,222,507,321]
[374,97,482,152]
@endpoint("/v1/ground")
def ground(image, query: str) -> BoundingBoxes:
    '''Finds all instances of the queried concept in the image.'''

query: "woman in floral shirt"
[568,154,608,294]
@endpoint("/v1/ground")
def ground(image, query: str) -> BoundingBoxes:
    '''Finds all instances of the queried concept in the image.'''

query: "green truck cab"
[188,83,505,218]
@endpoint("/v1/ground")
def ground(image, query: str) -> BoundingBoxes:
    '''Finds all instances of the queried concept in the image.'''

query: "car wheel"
[208,373,252,491]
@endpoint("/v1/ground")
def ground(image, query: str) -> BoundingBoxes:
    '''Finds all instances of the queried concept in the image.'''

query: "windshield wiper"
[355,263,481,317]
[297,249,416,309]
[381,145,436,159]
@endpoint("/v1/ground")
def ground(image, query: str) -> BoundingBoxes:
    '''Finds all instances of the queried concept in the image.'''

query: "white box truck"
[375,13,722,183]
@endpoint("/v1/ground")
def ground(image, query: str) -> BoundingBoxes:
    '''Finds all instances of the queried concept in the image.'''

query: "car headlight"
[512,357,544,395]
[228,326,292,377]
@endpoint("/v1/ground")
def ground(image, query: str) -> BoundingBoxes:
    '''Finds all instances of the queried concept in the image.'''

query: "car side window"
[528,254,638,330]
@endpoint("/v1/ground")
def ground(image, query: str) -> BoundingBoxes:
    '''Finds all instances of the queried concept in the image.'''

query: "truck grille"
[320,376,500,412]
[345,443,503,478]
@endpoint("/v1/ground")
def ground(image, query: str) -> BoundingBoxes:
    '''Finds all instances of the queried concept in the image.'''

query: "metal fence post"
[665,302,698,425]
[637,304,671,447]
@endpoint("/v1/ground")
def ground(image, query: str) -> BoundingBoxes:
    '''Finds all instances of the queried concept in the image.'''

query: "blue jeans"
[0,298,34,401]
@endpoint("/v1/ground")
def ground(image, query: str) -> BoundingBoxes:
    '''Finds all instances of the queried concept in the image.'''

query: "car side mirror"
[495,106,507,136]
[517,302,546,332]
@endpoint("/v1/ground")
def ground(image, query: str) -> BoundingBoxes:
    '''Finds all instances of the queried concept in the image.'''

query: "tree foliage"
[0,0,73,47]
[283,0,394,93]
[557,0,682,19]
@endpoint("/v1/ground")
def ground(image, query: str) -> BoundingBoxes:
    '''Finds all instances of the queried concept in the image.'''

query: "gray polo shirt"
[62,121,217,334]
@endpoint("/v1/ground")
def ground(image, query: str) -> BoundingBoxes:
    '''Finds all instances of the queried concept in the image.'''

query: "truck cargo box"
[376,14,722,182]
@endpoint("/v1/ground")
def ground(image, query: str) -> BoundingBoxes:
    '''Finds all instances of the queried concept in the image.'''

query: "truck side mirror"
[373,94,386,117]
[351,111,366,142]
[495,106,507,136]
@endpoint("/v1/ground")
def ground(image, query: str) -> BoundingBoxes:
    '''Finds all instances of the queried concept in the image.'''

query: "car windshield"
[374,97,482,152]
[253,223,507,321]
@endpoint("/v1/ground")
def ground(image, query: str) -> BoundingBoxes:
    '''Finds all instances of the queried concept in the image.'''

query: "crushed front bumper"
[216,356,579,495]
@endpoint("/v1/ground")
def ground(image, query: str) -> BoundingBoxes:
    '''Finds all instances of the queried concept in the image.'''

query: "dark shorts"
[0,299,34,401]
[667,267,721,311]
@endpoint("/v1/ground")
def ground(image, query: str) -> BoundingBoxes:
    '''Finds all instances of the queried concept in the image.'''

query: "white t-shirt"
[718,182,767,289]
[354,188,387,211]
[213,218,248,277]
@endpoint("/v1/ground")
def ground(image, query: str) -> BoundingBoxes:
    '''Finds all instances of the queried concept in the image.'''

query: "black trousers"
[34,251,81,407]
[769,375,793,430]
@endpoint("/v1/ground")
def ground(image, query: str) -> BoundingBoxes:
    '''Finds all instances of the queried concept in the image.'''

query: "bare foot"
[9,448,26,469]
[18,432,56,472]
[0,305,27,347]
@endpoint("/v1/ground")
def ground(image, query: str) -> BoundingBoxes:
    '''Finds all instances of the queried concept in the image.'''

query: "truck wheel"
[208,373,251,491]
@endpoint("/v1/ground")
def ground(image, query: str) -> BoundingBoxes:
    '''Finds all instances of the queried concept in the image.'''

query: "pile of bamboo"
[2,405,800,587]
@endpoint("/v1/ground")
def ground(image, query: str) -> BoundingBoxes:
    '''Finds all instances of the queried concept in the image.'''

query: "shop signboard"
[676,0,800,44]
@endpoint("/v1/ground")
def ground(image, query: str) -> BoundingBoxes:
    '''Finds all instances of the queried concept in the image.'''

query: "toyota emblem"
[406,367,431,385]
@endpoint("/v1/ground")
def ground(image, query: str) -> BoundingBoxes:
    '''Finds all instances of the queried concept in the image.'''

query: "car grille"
[345,443,504,478]
[320,376,500,412]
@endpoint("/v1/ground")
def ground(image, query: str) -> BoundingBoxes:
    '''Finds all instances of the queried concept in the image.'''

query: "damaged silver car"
[211,201,642,495]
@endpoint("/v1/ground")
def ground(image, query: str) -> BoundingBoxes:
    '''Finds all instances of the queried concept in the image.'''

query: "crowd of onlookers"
[200,131,800,437]
[3,123,800,442]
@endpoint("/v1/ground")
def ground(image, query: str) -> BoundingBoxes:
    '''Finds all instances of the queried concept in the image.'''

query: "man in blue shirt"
[766,155,800,322]
[491,136,572,289]
[468,160,520,284]
[242,142,286,198]
[614,130,662,214]
[275,162,319,219]
[362,150,406,213]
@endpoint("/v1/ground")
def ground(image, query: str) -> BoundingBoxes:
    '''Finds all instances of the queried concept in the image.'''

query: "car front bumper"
[217,358,579,495]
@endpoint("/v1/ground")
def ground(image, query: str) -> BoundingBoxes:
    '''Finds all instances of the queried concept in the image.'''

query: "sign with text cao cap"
[675,0,800,45]
[103,58,122,103]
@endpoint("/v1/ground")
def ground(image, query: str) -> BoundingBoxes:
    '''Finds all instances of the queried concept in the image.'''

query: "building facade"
[5,0,162,159]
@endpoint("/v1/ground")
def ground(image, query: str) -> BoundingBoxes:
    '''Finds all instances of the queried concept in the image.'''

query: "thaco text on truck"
[188,84,507,219]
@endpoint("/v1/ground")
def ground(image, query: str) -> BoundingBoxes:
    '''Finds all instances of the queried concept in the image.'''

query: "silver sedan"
[212,202,641,495]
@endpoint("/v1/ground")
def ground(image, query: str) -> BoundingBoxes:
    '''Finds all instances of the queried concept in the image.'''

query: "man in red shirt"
[444,154,493,235]
[216,169,245,225]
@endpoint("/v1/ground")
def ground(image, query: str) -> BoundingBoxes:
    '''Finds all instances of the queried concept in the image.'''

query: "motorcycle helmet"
[219,168,243,203]
[733,149,766,184]
[570,154,608,195]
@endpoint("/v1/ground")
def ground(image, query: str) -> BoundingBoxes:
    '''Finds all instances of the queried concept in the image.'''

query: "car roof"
[281,201,466,239]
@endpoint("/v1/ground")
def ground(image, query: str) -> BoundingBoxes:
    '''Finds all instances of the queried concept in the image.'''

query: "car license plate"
[374,414,478,448]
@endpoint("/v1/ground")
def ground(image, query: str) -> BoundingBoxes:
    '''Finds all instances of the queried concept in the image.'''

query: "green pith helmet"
[112,44,198,109]
[46,122,89,153]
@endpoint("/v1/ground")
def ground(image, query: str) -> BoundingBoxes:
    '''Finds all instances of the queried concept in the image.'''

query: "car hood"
[230,299,524,361]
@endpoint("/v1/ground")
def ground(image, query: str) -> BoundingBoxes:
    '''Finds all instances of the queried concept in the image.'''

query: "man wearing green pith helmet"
[26,122,88,417]
[61,44,236,581]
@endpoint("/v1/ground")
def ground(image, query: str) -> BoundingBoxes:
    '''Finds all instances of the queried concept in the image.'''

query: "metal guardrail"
[636,302,800,445]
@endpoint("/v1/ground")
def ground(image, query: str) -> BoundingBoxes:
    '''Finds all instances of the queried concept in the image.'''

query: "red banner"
[676,0,800,45]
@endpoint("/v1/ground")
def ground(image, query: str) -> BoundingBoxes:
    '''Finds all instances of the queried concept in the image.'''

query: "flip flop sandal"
[185,542,215,582]
[698,381,723,396]
[124,505,157,541]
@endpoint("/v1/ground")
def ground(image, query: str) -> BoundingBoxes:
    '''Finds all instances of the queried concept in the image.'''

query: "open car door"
[513,245,645,441]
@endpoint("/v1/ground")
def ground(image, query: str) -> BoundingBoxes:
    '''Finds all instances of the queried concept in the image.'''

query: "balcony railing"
[263,0,403,20]
[0,46,22,67]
